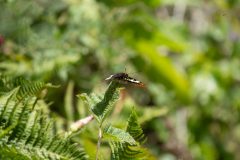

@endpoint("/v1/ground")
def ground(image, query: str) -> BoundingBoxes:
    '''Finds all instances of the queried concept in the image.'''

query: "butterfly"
[105,72,145,87]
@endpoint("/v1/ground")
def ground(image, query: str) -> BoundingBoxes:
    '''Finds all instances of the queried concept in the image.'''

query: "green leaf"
[103,125,136,145]
[78,81,121,124]
[92,81,121,123]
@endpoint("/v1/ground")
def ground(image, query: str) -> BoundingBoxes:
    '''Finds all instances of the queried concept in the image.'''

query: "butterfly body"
[105,73,145,87]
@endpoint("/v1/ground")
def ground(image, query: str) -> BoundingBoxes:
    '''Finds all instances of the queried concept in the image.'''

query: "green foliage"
[109,108,151,160]
[0,81,87,159]
[1,0,240,159]
[78,81,152,159]
[134,40,190,100]
[79,81,121,124]
[0,75,57,99]
[126,109,146,144]
[103,125,136,145]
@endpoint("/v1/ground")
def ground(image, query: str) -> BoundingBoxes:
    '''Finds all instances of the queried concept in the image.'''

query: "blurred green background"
[0,0,240,159]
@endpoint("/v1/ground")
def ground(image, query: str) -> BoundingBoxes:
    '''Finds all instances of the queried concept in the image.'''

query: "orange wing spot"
[134,82,145,88]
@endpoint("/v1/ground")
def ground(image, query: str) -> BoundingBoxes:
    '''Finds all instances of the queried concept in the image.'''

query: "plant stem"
[96,124,103,160]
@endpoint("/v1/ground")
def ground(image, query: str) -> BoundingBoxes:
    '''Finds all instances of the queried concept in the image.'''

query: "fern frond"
[13,77,46,99]
[109,108,152,160]
[126,108,146,144]
[0,88,87,160]
[110,141,146,160]
[0,75,57,99]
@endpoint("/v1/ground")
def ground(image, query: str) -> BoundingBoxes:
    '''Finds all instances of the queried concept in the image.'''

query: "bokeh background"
[0,0,240,159]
